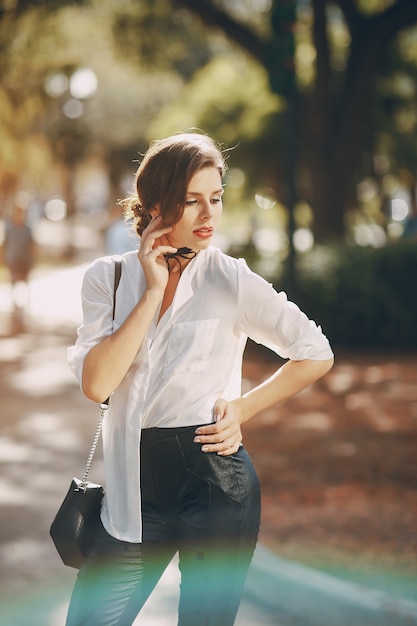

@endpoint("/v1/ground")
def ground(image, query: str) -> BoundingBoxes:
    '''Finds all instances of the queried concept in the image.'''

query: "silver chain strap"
[79,402,108,491]
[77,260,120,493]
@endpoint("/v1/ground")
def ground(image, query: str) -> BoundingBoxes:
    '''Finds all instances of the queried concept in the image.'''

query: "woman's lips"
[193,227,213,239]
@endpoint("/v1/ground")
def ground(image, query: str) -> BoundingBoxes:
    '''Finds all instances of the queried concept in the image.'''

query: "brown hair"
[120,133,227,236]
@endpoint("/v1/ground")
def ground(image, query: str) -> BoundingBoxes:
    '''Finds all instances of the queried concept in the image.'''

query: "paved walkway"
[0,263,416,625]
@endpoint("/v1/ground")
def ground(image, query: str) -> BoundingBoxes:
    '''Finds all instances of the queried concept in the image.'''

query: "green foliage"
[373,24,417,181]
[147,51,289,203]
[148,52,283,143]
[293,242,417,350]
[2,0,417,245]
[111,0,215,79]
[0,1,183,200]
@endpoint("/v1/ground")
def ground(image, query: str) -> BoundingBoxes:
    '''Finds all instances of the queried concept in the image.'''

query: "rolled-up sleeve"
[237,259,333,361]
[67,258,115,389]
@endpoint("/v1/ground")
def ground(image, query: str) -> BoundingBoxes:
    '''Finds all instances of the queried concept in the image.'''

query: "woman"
[66,132,334,626]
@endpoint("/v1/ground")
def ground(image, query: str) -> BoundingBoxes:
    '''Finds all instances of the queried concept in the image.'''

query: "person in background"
[104,205,138,255]
[2,193,36,322]
[65,132,334,626]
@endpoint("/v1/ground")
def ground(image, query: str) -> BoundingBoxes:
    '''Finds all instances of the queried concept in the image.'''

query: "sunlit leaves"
[356,0,397,16]
[112,0,216,79]
[147,52,284,144]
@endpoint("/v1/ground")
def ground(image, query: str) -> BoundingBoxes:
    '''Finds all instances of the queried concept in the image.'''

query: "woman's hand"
[192,358,334,457]
[193,399,243,456]
[138,216,177,293]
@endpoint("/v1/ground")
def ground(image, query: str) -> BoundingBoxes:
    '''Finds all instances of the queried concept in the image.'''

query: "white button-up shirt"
[68,247,333,541]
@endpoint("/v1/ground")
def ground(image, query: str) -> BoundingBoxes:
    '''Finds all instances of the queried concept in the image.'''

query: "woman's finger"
[193,423,229,443]
[140,231,173,254]
[140,219,173,251]
[213,399,228,422]
[200,436,242,456]
[142,245,177,261]
[142,216,171,237]
[194,422,242,453]
[217,442,242,456]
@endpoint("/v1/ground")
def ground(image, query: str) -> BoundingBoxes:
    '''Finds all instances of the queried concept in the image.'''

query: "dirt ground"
[241,342,417,598]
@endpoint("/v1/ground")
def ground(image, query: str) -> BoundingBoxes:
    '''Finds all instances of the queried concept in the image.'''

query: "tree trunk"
[174,0,417,241]
[305,13,388,240]
[308,154,348,241]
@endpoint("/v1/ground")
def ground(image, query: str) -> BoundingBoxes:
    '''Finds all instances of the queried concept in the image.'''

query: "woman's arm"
[81,217,176,403]
[82,289,163,403]
[194,357,334,455]
[232,357,334,424]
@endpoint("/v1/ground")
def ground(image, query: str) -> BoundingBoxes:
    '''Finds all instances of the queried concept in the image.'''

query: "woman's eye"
[212,197,222,204]
[185,200,197,206]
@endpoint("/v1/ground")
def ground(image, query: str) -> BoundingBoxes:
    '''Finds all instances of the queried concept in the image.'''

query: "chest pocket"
[162,319,219,380]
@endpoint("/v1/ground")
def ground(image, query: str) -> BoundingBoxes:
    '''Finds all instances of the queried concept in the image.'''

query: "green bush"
[290,242,417,350]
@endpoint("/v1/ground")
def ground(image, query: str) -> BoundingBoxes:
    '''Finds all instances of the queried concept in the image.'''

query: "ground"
[0,261,416,613]
[241,342,417,599]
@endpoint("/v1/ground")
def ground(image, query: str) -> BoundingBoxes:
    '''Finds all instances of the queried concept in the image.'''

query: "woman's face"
[167,166,224,251]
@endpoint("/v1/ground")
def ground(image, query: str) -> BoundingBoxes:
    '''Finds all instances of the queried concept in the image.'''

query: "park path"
[0,262,416,625]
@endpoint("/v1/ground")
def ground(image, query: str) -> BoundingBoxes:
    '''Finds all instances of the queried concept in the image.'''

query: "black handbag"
[49,408,106,569]
[50,260,121,569]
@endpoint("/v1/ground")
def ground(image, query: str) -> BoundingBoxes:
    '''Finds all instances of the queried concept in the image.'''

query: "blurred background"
[0,1,416,625]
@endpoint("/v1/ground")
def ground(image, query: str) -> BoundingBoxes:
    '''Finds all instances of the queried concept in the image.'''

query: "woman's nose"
[200,199,213,218]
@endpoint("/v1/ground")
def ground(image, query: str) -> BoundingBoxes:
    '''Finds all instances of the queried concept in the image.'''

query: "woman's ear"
[150,205,160,218]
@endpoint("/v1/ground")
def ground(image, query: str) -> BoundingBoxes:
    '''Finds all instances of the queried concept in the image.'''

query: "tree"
[169,0,417,241]
[0,0,87,204]
[0,0,181,213]
[3,0,417,247]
